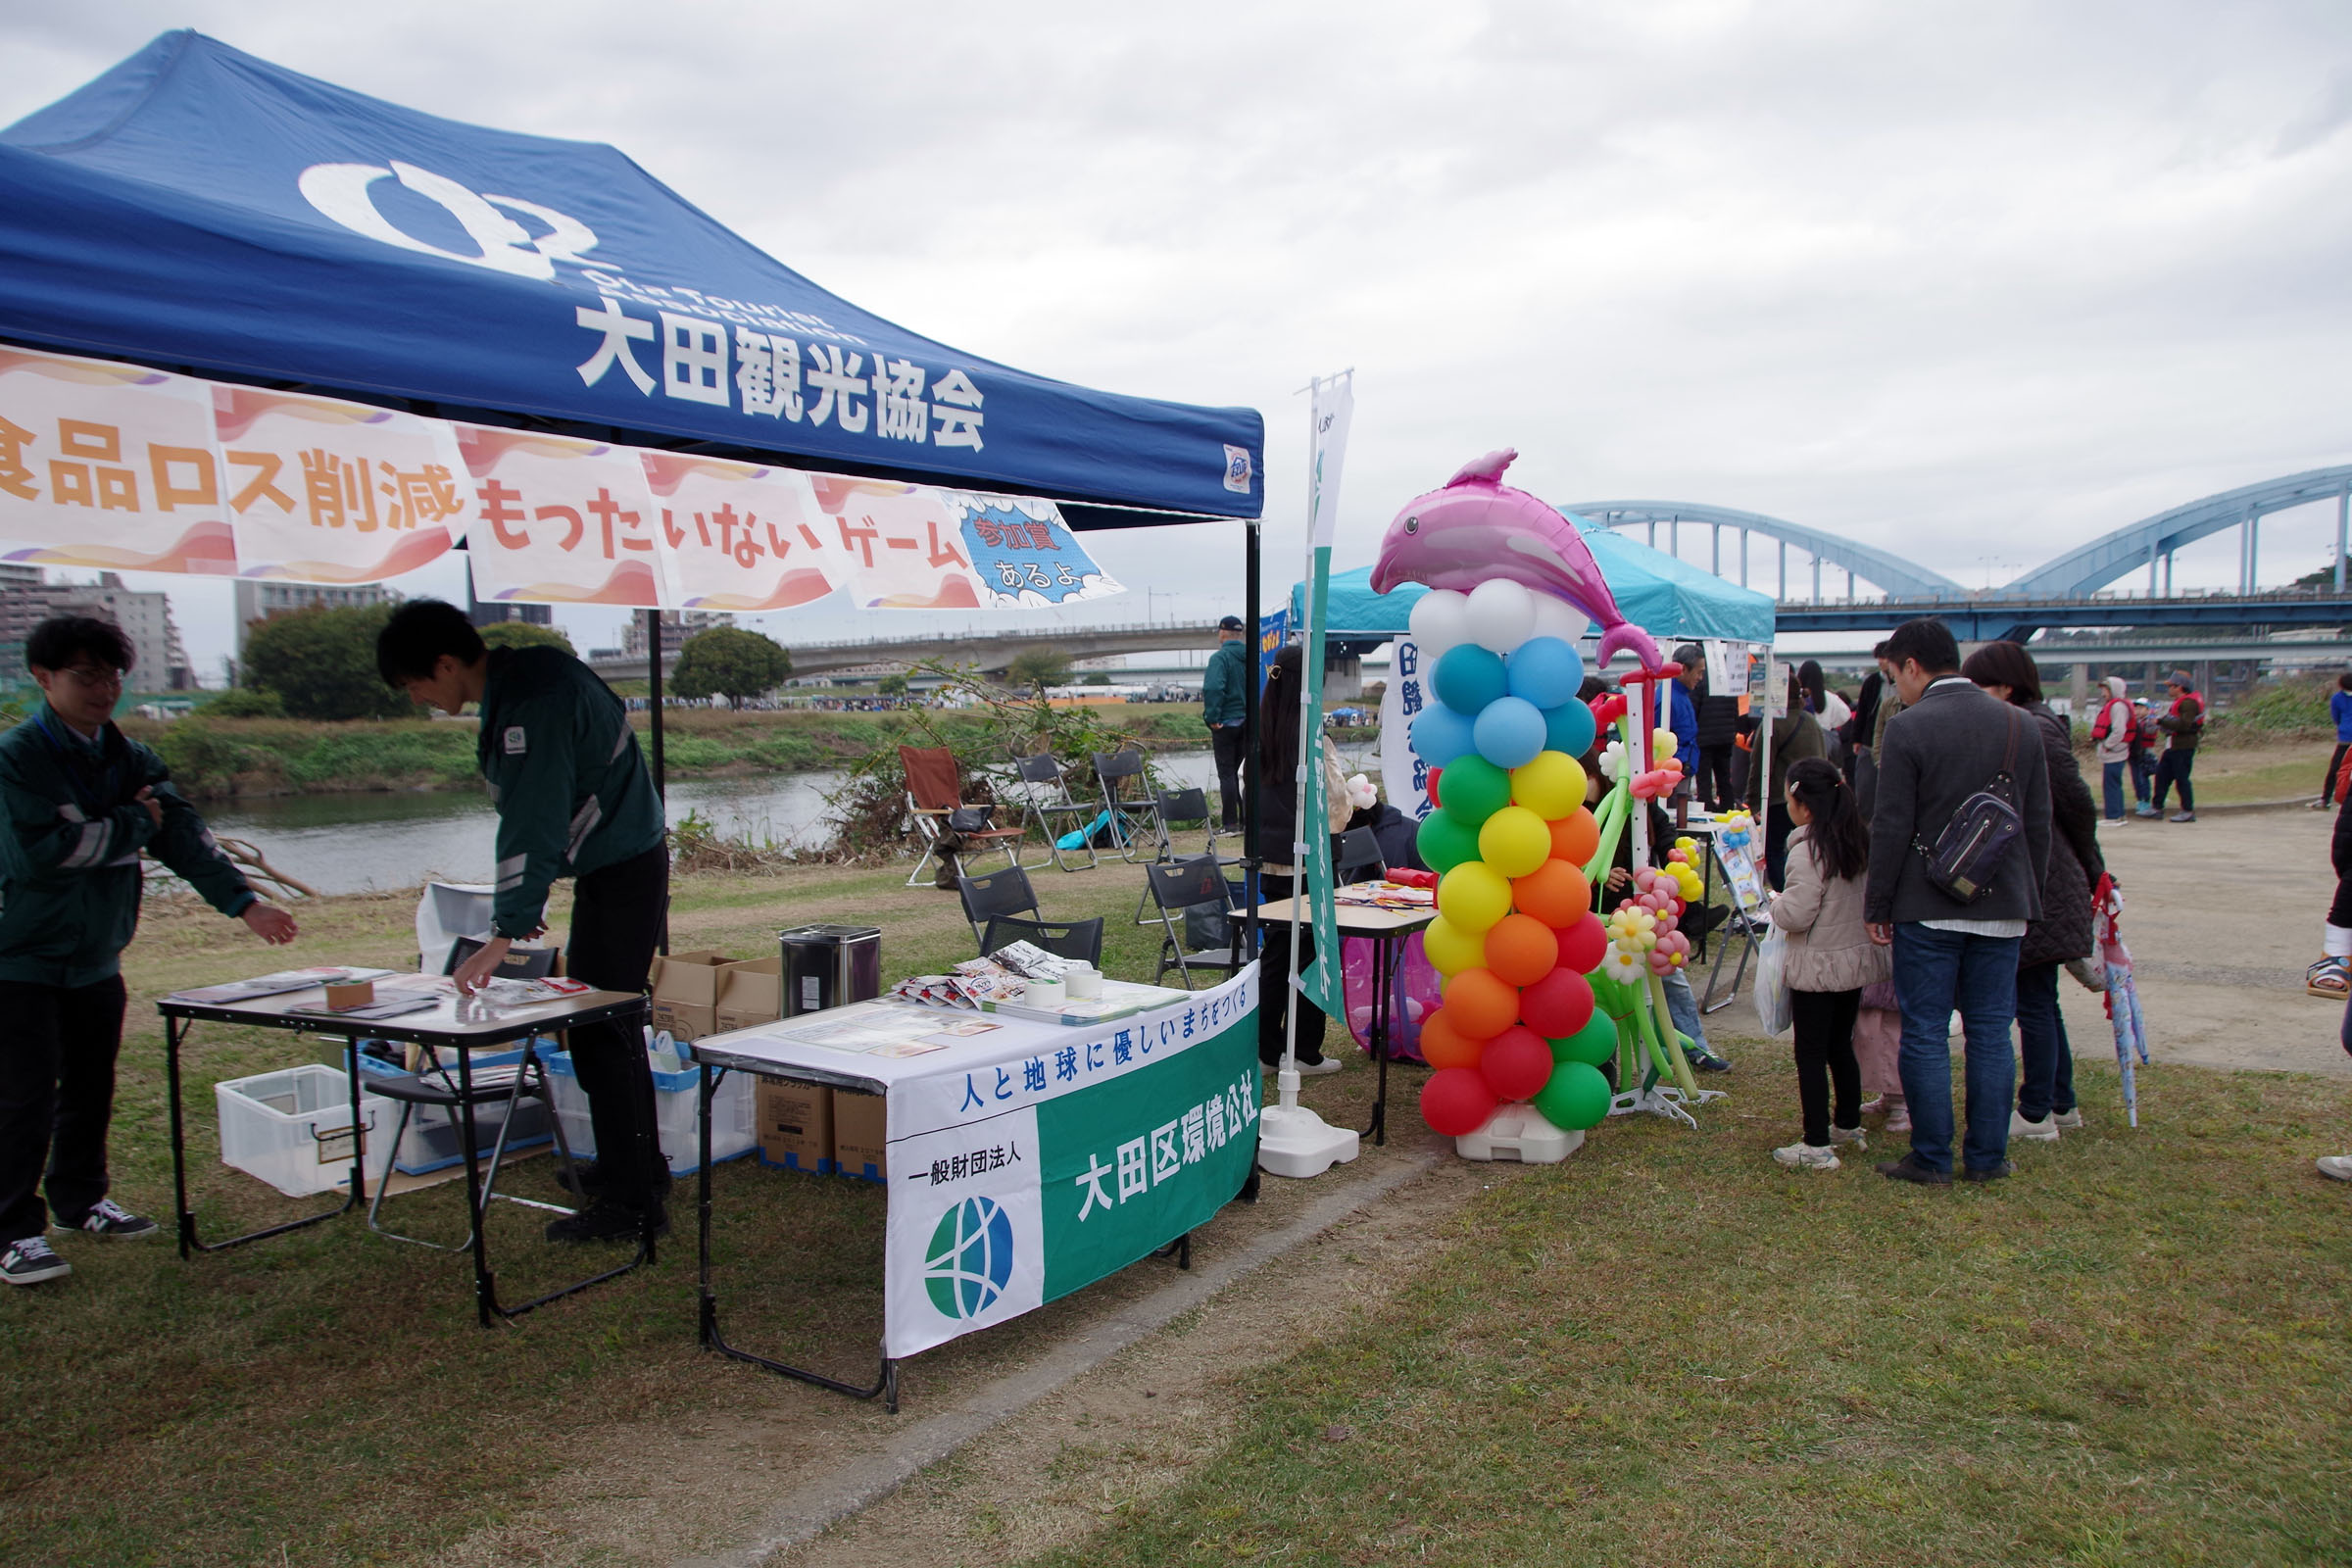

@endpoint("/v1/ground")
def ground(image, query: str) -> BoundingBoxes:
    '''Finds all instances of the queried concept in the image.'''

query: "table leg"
[1364,933,1396,1147]
[167,1016,360,1259]
[457,1046,495,1329]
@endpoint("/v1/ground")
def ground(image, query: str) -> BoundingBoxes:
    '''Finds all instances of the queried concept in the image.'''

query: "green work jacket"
[477,646,664,940]
[1201,639,1249,727]
[0,704,255,987]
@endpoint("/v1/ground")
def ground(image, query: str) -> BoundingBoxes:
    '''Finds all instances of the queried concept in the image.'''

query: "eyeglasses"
[54,665,124,690]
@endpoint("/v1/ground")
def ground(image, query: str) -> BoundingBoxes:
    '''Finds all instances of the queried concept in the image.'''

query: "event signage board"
[0,344,1123,611]
[0,346,235,576]
[879,971,1257,1358]
[1380,633,1432,821]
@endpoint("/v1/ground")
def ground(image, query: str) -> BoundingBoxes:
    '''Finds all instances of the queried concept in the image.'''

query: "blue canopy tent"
[1293,513,1777,646]
[0,31,1270,795]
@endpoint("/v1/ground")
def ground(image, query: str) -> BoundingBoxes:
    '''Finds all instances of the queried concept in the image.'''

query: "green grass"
[1012,1055,2352,1568]
[2172,739,2335,805]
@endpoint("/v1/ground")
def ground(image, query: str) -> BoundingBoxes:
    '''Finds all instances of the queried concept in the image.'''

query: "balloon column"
[1404,578,1619,1142]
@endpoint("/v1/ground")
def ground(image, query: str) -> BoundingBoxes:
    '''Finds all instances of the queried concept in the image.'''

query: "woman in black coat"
[1961,642,2105,1138]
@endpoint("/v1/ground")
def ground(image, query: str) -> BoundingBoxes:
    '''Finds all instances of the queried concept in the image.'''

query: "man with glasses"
[0,616,298,1287]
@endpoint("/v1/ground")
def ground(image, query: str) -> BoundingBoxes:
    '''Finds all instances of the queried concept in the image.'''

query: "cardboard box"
[714,956,783,1036]
[756,1077,834,1173]
[649,950,731,1041]
[833,1087,886,1183]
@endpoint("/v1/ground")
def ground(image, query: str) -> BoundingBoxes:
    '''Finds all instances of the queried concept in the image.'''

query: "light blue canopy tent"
[1293,512,1777,644]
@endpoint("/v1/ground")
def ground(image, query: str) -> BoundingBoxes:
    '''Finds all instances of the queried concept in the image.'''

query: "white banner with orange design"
[213,384,468,582]
[0,347,236,575]
[456,424,672,608]
[639,453,845,611]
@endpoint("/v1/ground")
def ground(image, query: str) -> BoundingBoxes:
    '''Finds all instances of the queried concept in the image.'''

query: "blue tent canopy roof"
[0,31,1263,526]
[1296,512,1777,645]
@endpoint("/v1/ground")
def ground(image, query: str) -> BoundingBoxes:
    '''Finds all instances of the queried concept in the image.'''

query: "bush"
[2215,672,2335,741]
[242,604,420,721]
[196,688,284,718]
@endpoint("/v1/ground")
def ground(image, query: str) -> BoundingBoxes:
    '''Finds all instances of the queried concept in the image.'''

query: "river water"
[201,751,1235,897]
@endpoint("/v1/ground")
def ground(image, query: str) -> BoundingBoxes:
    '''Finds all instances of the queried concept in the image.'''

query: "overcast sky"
[8,1,2351,679]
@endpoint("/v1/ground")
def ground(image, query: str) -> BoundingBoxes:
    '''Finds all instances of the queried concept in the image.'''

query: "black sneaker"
[54,1198,158,1239]
[1961,1160,2015,1184]
[1876,1154,1952,1186]
[1,1236,72,1285]
[552,1161,673,1201]
[1687,1051,1734,1073]
[544,1200,668,1245]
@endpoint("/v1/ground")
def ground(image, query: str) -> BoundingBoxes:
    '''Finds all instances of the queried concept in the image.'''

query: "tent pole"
[645,609,666,798]
[1238,518,1262,976]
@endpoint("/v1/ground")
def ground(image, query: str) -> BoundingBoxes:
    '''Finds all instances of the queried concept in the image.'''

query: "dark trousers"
[2014,959,2076,1120]
[564,846,670,1206]
[1788,986,1862,1147]
[1695,744,1737,809]
[2152,750,2195,812]
[1255,873,1330,1066]
[0,974,127,1245]
[1210,725,1247,828]
[2130,751,2155,805]
[2327,743,2350,806]
[1763,806,1793,891]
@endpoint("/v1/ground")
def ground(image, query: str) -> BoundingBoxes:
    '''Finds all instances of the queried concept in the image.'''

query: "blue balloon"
[1409,703,1477,767]
[1473,696,1547,770]
[1543,699,1597,759]
[1432,644,1508,716]
[1507,636,1586,709]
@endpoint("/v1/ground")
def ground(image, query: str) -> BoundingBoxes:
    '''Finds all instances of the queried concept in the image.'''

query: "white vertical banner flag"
[1293,370,1355,1029]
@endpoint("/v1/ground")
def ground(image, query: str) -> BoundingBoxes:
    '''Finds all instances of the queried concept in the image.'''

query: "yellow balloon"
[1436,859,1513,932]
[1420,913,1489,976]
[1477,806,1552,879]
[1510,752,1588,819]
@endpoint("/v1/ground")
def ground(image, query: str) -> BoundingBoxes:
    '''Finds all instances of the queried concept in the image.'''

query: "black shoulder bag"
[1912,709,2025,905]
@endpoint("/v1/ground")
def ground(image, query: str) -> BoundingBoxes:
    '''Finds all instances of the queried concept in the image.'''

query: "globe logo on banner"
[924,1196,1016,1320]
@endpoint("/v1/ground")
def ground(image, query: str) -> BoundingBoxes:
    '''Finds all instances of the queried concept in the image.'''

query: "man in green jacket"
[377,601,670,1244]
[1201,615,1249,829]
[1,615,298,1288]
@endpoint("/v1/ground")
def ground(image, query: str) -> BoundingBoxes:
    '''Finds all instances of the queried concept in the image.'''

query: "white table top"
[1255,894,1436,934]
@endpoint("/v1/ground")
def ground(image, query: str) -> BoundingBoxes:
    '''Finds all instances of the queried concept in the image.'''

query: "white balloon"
[1467,578,1536,653]
[1408,588,1472,656]
[1529,592,1589,645]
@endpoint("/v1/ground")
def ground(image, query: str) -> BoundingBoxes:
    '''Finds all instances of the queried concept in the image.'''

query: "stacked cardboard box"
[649,951,732,1040]
[755,1078,834,1173]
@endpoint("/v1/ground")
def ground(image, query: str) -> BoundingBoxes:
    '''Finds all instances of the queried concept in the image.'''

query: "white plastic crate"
[215,1063,387,1199]
[540,1051,756,1175]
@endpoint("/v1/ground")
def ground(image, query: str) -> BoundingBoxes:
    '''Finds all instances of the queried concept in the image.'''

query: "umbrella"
[2094,874,2148,1126]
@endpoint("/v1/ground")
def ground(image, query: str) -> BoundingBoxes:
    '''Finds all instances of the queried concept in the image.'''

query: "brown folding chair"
[901,746,1024,887]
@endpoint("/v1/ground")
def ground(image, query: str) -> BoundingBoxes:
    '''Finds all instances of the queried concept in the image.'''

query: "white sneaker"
[2051,1107,2083,1130]
[2011,1109,2060,1143]
[1772,1142,1840,1170]
[1294,1055,1344,1076]
[2318,1155,2352,1182]
[1828,1124,1868,1151]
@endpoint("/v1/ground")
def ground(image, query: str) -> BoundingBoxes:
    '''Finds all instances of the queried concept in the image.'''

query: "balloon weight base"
[1256,1103,1360,1179]
[1608,1084,1726,1129]
[1454,1103,1584,1164]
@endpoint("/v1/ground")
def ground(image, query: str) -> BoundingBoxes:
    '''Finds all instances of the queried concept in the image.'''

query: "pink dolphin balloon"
[1372,448,1662,672]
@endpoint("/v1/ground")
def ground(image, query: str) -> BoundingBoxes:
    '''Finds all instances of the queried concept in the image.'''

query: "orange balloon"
[1512,858,1592,929]
[1443,968,1521,1040]
[1418,1007,1485,1070]
[1484,913,1560,987]
[1549,808,1600,866]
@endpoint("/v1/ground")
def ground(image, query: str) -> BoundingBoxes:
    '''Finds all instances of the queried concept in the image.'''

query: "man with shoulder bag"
[1863,619,2051,1185]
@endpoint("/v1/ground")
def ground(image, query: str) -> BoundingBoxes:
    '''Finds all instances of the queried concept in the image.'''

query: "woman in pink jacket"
[1768,757,1893,1169]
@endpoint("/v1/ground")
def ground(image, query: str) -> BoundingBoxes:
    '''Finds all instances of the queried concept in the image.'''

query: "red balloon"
[1519,966,1596,1038]
[1556,912,1609,974]
[1420,1066,1498,1136]
[1479,1025,1553,1102]
[1418,1008,1484,1071]
[1427,767,1443,808]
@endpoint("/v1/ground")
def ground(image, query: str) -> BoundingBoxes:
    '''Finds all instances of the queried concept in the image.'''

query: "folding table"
[1256,894,1435,1147]
[159,982,653,1326]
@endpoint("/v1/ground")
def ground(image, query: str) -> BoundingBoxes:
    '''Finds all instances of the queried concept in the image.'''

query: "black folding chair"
[1006,751,1101,872]
[1142,854,1250,989]
[1092,749,1168,863]
[956,865,1043,951]
[364,941,581,1250]
[1337,825,1389,884]
[979,915,1105,968]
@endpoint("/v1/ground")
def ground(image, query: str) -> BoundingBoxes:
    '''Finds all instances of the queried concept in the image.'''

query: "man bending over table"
[1,615,298,1288]
[376,601,669,1245]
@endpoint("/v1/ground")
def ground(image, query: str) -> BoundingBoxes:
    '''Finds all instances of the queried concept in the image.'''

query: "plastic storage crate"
[539,1049,756,1175]
[347,1044,554,1176]
[215,1063,380,1199]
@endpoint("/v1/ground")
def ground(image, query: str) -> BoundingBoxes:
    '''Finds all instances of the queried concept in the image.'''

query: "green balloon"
[1533,1059,1612,1132]
[1414,808,1482,874]
[1550,1013,1618,1067]
[1438,756,1511,827]
[1588,968,1640,1019]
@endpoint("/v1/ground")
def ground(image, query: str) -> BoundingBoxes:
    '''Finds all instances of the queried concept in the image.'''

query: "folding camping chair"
[901,745,1024,887]
[1336,825,1389,884]
[956,865,1043,951]
[1126,785,1244,927]
[1006,750,1101,872]
[979,915,1105,968]
[1143,854,1250,989]
[1091,749,1170,863]
[364,940,583,1250]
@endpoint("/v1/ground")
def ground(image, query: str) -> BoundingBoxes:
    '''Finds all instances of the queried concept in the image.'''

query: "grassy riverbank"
[120,705,1215,801]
